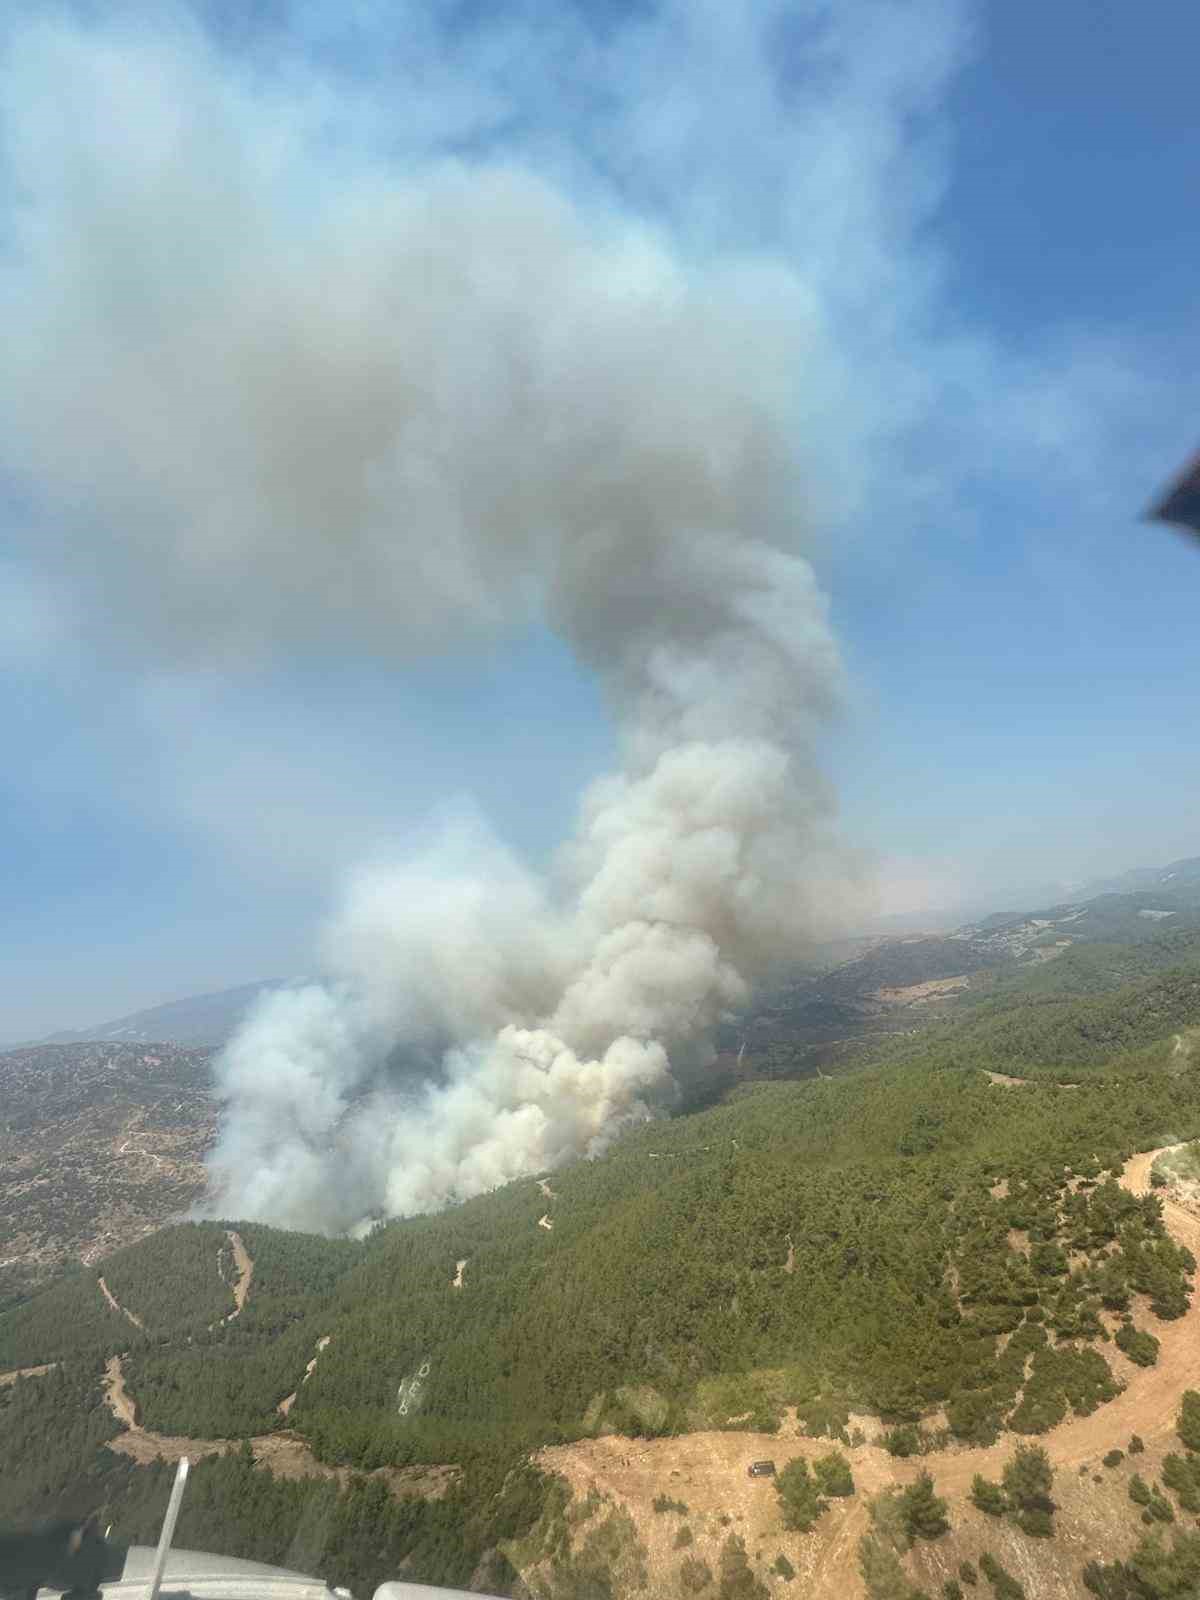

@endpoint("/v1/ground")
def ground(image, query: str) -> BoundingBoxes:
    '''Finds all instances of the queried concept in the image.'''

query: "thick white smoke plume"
[0,11,876,1229]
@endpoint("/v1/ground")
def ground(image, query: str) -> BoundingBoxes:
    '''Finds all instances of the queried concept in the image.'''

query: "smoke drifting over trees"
[1,4,952,1227]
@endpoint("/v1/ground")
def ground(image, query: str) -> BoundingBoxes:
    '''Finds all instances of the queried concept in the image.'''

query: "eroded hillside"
[8,924,1200,1593]
[0,1042,215,1305]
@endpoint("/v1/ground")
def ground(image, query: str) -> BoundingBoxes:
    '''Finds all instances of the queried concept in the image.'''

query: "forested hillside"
[7,1015,1200,1592]
[728,891,1200,1081]
[8,911,1200,1594]
[860,956,1200,1082]
[965,928,1200,1004]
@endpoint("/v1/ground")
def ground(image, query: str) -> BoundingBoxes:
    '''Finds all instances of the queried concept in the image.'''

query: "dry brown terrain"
[0,1042,215,1303]
[535,1145,1200,1600]
[872,977,972,1006]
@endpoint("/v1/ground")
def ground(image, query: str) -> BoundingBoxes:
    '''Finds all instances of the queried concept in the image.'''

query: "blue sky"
[2,0,1199,1039]
[826,0,1200,899]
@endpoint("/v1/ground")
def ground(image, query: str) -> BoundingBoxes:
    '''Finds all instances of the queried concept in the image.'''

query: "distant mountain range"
[37,980,291,1049]
[721,855,1200,1077]
[909,855,1200,931]
[1070,854,1200,902]
[29,855,1200,1053]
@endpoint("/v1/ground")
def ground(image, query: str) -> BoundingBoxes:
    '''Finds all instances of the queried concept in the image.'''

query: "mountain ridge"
[29,854,1200,1055]
[35,979,292,1049]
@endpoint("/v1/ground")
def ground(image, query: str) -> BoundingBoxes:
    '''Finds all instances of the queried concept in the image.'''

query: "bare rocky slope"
[0,1041,215,1306]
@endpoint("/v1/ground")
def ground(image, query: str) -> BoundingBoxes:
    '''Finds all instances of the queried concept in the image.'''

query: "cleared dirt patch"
[452,1258,467,1289]
[226,1229,253,1318]
[873,976,971,1005]
[1029,939,1073,964]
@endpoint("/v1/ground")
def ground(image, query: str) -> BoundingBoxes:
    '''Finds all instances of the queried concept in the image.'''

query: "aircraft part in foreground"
[1149,448,1200,536]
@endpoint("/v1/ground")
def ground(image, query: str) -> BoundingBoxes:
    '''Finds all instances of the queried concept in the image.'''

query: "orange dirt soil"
[536,1145,1200,1600]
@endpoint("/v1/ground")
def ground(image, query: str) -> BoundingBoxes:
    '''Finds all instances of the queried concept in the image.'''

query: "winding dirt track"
[101,1351,456,1500]
[98,1276,145,1330]
[539,1144,1200,1600]
[278,1335,331,1417]
[95,1225,452,1501]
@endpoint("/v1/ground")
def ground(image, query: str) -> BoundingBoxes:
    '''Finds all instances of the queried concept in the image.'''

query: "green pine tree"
[899,1473,949,1541]
[775,1459,826,1533]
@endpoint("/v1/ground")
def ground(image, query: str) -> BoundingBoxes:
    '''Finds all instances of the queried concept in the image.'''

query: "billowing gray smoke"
[0,15,860,1230]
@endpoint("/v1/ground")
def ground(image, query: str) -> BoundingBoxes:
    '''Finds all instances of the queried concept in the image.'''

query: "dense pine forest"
[7,925,1200,1594]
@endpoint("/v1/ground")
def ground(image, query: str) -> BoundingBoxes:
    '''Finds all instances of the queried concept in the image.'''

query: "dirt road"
[983,1069,1078,1092]
[538,1144,1200,1600]
[104,1354,139,1428]
[278,1335,331,1417]
[103,1348,455,1499]
[0,1362,55,1387]
[98,1276,145,1330]
[1123,1145,1184,1196]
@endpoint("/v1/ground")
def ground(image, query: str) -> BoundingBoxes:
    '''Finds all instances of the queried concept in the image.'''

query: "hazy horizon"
[8,838,1198,1045]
